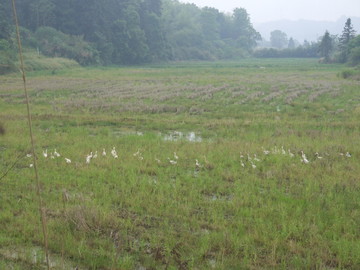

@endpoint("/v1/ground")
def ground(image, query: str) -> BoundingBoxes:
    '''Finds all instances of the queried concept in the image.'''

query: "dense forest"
[0,0,359,73]
[0,0,260,67]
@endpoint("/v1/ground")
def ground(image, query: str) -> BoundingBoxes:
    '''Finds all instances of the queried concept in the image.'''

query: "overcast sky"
[179,0,360,23]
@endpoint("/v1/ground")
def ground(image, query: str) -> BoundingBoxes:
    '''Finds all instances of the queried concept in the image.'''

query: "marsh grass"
[0,59,359,269]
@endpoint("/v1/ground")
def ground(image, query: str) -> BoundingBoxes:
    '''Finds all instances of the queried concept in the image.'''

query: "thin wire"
[11,0,50,269]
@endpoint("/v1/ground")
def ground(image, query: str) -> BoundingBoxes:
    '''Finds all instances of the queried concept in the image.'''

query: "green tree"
[0,2,16,74]
[111,5,149,64]
[0,39,16,74]
[347,35,360,65]
[35,26,99,65]
[232,8,261,50]
[29,0,55,29]
[318,30,333,62]
[270,30,288,49]
[142,0,162,16]
[0,3,12,40]
[140,0,169,61]
[338,18,357,62]
[288,37,296,49]
[161,1,205,60]
[303,40,310,48]
[339,18,356,48]
[218,12,233,40]
[200,7,220,41]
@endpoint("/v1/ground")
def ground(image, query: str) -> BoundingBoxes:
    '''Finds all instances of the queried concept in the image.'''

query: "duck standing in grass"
[301,151,309,164]
[111,147,118,158]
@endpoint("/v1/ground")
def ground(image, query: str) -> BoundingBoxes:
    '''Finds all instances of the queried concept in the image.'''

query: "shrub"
[22,50,79,71]
[0,39,16,74]
[19,27,38,48]
[253,46,319,58]
[348,47,360,66]
[35,27,100,65]
[338,69,359,79]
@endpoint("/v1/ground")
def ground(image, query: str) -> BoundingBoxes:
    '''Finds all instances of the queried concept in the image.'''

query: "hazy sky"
[179,0,360,23]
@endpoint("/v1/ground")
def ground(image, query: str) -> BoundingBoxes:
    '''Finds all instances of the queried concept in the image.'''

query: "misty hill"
[255,16,360,43]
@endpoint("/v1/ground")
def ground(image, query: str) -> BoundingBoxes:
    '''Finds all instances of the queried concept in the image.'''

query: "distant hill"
[254,16,360,43]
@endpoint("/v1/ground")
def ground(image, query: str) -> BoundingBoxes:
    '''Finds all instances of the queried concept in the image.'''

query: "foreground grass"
[0,59,359,269]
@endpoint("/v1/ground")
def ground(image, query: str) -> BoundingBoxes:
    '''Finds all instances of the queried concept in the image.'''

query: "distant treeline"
[1,0,359,72]
[254,19,360,65]
[0,0,260,68]
[253,44,319,58]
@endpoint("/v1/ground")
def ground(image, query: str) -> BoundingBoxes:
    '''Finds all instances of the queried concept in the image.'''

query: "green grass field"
[0,59,359,269]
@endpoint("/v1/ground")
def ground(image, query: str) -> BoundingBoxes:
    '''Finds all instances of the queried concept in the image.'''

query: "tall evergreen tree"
[288,37,296,49]
[338,18,356,62]
[318,30,333,62]
[340,18,356,48]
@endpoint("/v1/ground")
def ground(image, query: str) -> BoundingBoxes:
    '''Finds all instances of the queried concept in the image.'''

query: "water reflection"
[112,130,144,137]
[110,129,203,142]
[163,131,202,142]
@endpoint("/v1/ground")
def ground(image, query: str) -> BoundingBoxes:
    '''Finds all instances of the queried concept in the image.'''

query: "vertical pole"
[11,0,50,269]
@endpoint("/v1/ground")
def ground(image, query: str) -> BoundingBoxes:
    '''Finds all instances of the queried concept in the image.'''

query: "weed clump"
[0,123,5,135]
[338,69,360,80]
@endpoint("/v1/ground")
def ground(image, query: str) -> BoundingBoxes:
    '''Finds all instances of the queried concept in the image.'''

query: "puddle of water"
[108,129,202,142]
[187,131,202,142]
[112,130,144,137]
[162,131,202,142]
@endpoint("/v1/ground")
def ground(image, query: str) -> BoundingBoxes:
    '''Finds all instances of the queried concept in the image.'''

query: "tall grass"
[20,49,79,72]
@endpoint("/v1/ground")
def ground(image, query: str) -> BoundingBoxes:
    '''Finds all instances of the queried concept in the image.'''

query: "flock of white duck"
[26,145,352,170]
